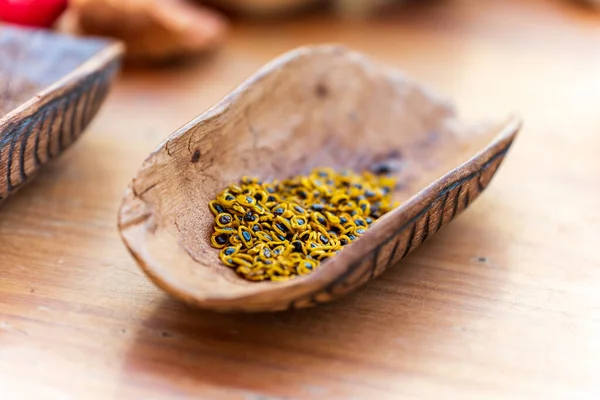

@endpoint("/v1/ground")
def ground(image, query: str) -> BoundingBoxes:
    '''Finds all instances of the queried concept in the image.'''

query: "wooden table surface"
[2,0,600,398]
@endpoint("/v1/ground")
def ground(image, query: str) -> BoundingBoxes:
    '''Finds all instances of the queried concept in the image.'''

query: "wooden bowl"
[0,25,123,204]
[118,45,521,312]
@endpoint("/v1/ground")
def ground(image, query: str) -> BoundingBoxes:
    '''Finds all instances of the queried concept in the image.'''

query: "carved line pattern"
[0,60,119,202]
[288,143,512,310]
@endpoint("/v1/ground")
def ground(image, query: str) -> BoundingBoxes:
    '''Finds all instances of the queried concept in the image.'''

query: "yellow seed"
[325,211,340,225]
[209,167,398,282]
[232,257,253,268]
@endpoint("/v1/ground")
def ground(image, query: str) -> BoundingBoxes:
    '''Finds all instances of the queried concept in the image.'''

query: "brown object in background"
[118,46,520,312]
[66,0,228,63]
[0,25,122,205]
[206,0,321,16]
[207,0,403,18]
[580,0,600,8]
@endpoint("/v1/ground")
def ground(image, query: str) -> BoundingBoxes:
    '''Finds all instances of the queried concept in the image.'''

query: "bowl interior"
[0,25,108,117]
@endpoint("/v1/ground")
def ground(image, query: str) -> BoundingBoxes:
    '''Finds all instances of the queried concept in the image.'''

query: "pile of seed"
[209,167,398,282]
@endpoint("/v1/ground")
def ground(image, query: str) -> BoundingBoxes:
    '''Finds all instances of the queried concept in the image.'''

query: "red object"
[0,0,68,28]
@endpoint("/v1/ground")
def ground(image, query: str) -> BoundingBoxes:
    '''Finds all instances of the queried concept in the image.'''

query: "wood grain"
[0,25,123,203]
[118,45,520,312]
[2,0,600,398]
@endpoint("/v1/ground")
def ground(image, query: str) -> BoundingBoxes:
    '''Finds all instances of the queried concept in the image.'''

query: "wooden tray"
[0,25,123,203]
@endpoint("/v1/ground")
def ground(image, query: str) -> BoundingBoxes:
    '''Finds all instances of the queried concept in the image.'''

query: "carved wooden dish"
[0,25,123,204]
[119,46,521,312]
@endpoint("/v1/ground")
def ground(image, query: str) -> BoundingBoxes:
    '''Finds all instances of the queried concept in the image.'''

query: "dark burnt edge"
[287,143,513,310]
[71,74,97,142]
[67,85,86,145]
[55,97,67,156]
[437,190,450,232]
[86,67,112,122]
[386,237,401,271]
[33,108,48,167]
[464,186,471,209]
[44,104,58,162]
[369,246,380,279]
[6,120,30,191]
[400,223,417,260]
[81,72,101,126]
[421,210,431,243]
[451,185,463,220]
[18,113,38,184]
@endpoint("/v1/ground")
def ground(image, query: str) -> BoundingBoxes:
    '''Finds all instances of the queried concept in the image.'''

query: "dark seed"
[244,212,257,222]
[297,219,305,226]
[348,234,357,241]
[266,187,275,193]
[267,196,277,202]
[298,191,307,199]
[224,247,236,256]
[242,231,252,242]
[340,239,348,245]
[274,207,284,215]
[355,219,365,227]
[214,204,225,214]
[254,193,264,201]
[353,183,363,189]
[366,217,374,224]
[318,171,328,177]
[320,235,329,244]
[294,206,305,213]
[292,241,303,253]
[356,228,366,234]
[275,223,288,233]
[350,210,357,216]
[277,234,286,241]
[245,196,254,204]
[218,214,231,224]
[225,194,235,201]
[305,263,313,270]
[215,234,228,245]
[340,217,348,224]
[252,224,261,232]
[365,190,376,197]
[310,243,317,248]
[317,217,326,225]
[361,204,367,212]
[311,204,325,211]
